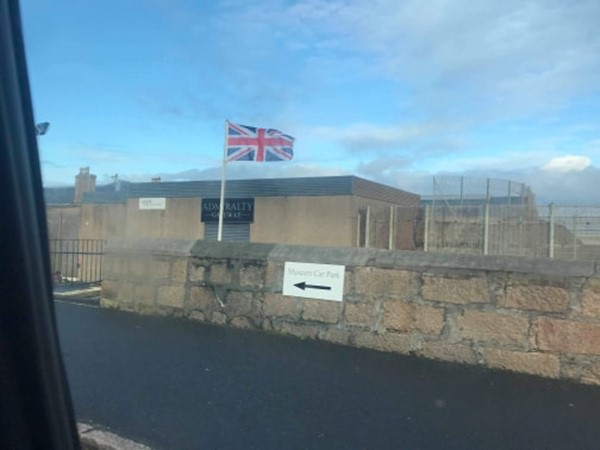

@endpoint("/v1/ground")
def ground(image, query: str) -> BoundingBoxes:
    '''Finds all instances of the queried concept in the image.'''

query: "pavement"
[78,423,150,450]
[56,302,600,450]
[54,284,100,307]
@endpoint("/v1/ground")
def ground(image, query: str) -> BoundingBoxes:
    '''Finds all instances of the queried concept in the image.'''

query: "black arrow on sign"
[294,281,332,291]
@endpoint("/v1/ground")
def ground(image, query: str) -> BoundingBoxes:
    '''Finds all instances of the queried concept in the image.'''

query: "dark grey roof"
[44,186,74,204]
[83,182,131,203]
[83,190,129,204]
[352,177,420,206]
[127,176,419,205]
[45,181,132,204]
[128,176,353,198]
[96,182,128,192]
[46,176,420,206]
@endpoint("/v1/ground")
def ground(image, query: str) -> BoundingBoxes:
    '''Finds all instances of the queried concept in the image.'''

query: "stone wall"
[101,239,600,385]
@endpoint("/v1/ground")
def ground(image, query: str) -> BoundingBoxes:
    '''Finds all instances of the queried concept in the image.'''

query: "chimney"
[74,167,97,203]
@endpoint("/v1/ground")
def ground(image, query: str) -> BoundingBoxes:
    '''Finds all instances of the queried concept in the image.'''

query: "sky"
[20,0,600,204]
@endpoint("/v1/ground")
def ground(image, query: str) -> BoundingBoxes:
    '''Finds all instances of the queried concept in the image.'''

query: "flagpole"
[217,120,228,242]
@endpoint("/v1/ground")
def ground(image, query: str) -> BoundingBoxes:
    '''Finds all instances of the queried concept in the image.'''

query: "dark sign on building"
[201,198,255,223]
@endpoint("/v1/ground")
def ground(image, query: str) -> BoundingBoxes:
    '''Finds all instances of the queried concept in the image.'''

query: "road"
[56,301,600,450]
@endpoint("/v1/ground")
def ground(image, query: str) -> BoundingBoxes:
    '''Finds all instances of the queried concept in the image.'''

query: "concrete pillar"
[483,203,490,255]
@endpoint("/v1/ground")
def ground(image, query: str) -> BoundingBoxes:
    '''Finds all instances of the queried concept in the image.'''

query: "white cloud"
[70,144,132,163]
[307,122,441,152]
[116,163,351,183]
[480,165,600,205]
[329,0,600,117]
[542,155,591,172]
[431,149,555,173]
[353,148,600,204]
[215,0,600,120]
[43,0,600,205]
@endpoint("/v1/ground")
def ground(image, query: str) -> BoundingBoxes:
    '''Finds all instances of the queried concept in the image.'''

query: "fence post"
[548,203,555,258]
[573,214,578,260]
[424,204,429,252]
[365,206,371,248]
[483,203,490,255]
[356,213,360,247]
[388,206,395,250]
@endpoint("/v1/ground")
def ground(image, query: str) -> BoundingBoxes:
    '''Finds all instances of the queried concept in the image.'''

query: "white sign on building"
[283,261,345,302]
[139,198,166,210]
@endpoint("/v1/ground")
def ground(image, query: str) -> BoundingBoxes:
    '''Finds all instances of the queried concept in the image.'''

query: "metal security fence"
[49,239,105,284]
[356,204,600,261]
[541,205,600,261]
[423,204,542,256]
[429,176,536,207]
[356,204,423,251]
[422,204,600,261]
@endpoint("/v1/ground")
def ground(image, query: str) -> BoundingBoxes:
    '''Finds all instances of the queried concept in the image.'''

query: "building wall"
[79,203,127,240]
[251,195,355,247]
[46,206,82,240]
[61,194,413,248]
[102,239,600,386]
[125,198,204,239]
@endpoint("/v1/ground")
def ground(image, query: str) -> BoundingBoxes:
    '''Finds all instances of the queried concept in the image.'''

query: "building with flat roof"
[45,171,420,249]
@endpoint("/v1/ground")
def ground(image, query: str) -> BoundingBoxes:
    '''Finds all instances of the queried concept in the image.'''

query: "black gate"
[48,239,105,285]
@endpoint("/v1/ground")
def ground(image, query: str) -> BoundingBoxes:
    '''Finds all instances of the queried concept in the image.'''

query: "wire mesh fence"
[356,203,600,261]
[540,205,600,261]
[429,176,536,207]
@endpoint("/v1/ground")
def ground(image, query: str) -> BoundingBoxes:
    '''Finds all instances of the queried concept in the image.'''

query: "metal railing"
[48,239,105,285]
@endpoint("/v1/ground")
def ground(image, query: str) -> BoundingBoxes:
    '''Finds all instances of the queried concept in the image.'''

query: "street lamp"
[35,121,50,136]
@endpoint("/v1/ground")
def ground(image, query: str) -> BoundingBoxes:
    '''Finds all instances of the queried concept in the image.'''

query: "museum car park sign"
[283,262,345,302]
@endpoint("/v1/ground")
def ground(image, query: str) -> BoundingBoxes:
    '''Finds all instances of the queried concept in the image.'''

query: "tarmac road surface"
[56,301,600,450]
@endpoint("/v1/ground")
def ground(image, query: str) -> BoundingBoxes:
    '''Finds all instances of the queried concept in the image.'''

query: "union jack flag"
[226,122,294,162]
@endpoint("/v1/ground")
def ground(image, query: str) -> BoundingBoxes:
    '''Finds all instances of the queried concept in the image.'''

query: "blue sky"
[21,0,600,204]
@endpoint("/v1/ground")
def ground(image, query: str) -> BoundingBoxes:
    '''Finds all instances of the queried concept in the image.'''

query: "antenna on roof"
[110,174,121,192]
